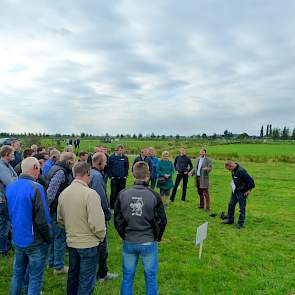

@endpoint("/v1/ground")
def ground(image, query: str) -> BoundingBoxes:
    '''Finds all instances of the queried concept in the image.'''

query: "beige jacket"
[57,179,106,249]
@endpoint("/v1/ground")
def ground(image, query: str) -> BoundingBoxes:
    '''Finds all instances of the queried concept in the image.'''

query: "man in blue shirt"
[107,145,129,210]
[42,149,60,177]
[6,157,51,295]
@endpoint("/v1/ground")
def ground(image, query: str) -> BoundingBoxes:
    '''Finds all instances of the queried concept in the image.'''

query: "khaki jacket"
[57,179,105,248]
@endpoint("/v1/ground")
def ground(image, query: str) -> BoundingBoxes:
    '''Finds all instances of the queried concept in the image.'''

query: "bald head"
[21,157,40,180]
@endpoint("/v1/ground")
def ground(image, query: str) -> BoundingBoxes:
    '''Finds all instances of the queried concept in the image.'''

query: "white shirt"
[197,157,205,176]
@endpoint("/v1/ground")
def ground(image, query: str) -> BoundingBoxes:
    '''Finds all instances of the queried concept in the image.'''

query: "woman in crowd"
[157,151,174,206]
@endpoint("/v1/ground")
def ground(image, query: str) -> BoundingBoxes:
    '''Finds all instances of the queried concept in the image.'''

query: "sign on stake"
[196,222,208,259]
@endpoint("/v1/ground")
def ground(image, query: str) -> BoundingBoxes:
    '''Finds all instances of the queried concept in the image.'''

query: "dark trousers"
[67,246,99,295]
[170,173,188,201]
[196,177,210,209]
[0,202,10,254]
[150,178,157,190]
[110,178,126,209]
[228,191,247,225]
[97,237,108,279]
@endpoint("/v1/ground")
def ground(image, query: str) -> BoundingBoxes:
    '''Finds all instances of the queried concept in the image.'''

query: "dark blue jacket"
[6,174,51,248]
[108,153,129,178]
[10,151,23,169]
[232,164,255,193]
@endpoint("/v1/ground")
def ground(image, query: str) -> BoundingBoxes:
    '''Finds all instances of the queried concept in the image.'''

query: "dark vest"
[46,163,72,213]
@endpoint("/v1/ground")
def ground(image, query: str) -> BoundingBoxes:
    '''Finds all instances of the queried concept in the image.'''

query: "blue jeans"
[121,241,158,295]
[10,243,48,295]
[48,212,66,270]
[0,201,10,254]
[67,246,99,295]
[228,191,247,225]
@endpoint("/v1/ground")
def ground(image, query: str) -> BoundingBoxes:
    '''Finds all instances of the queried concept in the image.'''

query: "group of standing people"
[0,139,255,295]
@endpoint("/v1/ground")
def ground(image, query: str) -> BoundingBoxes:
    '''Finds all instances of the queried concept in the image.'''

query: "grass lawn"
[1,160,294,294]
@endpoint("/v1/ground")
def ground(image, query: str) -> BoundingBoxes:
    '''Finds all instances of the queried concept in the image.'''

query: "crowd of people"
[0,139,255,295]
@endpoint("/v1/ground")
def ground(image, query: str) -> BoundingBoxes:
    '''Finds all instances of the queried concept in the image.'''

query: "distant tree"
[269,124,272,136]
[202,133,207,139]
[266,125,269,137]
[138,133,143,139]
[272,128,280,140]
[238,133,249,139]
[260,125,264,138]
[80,132,85,138]
[175,134,180,140]
[161,135,166,139]
[281,126,289,140]
[151,132,156,139]
[291,128,295,140]
[211,133,217,139]
[120,134,124,139]
[224,130,233,139]
[132,134,137,139]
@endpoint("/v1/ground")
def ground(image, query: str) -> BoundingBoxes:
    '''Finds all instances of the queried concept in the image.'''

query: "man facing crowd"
[10,139,22,169]
[58,161,106,295]
[6,157,51,294]
[222,161,255,228]
[189,149,212,211]
[0,145,17,255]
[148,147,159,189]
[108,144,129,210]
[170,147,193,202]
[114,161,167,295]
[132,148,152,173]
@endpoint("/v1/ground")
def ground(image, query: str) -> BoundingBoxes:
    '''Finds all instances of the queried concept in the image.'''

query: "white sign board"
[196,222,208,259]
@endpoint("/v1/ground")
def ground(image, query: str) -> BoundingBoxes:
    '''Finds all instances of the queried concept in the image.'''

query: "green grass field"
[1,143,295,294]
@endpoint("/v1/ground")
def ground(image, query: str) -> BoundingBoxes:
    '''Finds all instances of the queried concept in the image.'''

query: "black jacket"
[232,164,255,193]
[174,155,193,173]
[132,155,152,172]
[114,182,167,243]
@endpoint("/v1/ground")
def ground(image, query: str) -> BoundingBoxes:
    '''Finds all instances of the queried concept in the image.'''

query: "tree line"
[260,124,295,140]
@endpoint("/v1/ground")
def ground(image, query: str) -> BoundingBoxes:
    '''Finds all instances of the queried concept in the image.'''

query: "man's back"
[115,184,167,243]
[58,179,106,248]
[6,175,50,248]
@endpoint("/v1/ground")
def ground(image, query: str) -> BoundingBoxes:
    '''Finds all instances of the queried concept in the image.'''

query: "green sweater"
[157,160,174,190]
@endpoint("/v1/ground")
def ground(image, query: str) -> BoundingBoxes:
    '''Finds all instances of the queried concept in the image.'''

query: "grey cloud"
[0,0,295,135]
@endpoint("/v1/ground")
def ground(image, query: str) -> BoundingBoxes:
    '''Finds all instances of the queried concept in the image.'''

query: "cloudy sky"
[0,0,294,136]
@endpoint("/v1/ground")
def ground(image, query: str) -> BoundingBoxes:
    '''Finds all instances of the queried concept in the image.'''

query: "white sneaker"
[99,272,118,282]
